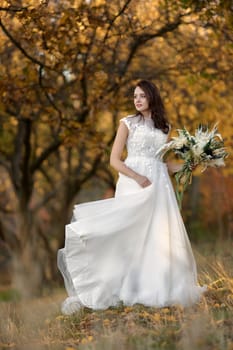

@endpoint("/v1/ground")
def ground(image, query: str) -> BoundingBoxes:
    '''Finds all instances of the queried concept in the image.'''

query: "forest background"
[0,0,232,349]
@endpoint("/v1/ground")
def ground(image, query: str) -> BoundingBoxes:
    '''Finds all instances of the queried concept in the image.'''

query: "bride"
[57,80,206,315]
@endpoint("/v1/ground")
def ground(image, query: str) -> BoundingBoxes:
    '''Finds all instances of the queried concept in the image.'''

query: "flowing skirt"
[57,158,205,314]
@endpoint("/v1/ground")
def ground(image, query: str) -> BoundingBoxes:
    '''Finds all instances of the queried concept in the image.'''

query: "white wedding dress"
[57,115,206,315]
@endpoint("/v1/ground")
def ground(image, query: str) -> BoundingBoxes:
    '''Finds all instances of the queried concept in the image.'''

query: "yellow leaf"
[103,319,110,325]
[161,308,170,313]
[152,313,161,321]
[166,315,176,322]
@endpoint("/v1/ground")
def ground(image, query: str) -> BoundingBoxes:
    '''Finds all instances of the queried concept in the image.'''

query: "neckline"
[136,113,152,120]
[143,117,153,123]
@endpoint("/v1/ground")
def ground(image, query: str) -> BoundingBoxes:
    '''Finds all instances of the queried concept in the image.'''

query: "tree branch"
[32,186,62,212]
[38,65,63,123]
[39,165,55,187]
[36,224,53,256]
[77,153,103,187]
[0,158,10,174]
[11,119,26,192]
[107,15,183,95]
[0,18,51,70]
[103,0,132,42]
[30,138,62,173]
[96,166,115,189]
[134,16,183,46]
[78,28,98,123]
[21,118,33,203]
[0,6,28,12]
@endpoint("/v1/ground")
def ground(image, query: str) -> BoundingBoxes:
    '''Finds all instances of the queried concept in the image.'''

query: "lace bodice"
[121,115,168,159]
[120,115,169,181]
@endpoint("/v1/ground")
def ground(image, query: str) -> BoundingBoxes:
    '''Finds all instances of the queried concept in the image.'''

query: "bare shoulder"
[120,114,139,129]
[120,114,137,122]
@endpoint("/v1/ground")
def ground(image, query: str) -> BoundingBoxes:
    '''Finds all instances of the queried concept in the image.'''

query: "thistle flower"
[156,124,228,209]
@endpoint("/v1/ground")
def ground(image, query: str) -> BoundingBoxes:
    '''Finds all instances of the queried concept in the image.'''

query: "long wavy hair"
[135,80,169,134]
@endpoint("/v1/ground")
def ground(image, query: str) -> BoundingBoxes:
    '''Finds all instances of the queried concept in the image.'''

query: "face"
[134,86,150,114]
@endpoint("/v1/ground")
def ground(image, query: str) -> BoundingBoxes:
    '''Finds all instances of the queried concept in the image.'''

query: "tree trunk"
[12,207,43,298]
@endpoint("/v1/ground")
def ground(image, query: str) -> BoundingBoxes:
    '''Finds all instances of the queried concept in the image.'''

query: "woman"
[57,80,206,315]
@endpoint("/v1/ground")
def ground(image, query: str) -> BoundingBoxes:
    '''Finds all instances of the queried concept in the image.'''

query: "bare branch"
[11,119,25,192]
[0,6,28,12]
[134,16,182,44]
[103,0,132,42]
[32,186,62,212]
[38,166,55,187]
[96,166,115,189]
[78,153,103,187]
[106,15,183,95]
[0,158,10,173]
[78,28,98,123]
[0,18,51,70]
[30,138,62,173]
[37,225,53,256]
[38,65,63,123]
[21,119,33,201]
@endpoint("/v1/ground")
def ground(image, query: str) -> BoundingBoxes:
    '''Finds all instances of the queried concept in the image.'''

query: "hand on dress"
[134,174,152,188]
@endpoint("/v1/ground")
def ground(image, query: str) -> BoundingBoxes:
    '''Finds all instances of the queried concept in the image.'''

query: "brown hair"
[135,80,169,134]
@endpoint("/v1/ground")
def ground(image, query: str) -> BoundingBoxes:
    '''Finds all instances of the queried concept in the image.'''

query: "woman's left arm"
[165,126,183,174]
[166,161,183,174]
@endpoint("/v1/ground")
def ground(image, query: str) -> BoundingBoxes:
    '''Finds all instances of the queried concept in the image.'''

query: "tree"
[0,0,232,294]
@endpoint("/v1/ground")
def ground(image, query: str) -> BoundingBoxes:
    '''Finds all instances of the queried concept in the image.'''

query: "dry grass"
[0,243,232,350]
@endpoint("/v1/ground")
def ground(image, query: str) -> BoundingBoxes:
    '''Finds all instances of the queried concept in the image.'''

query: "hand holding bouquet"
[157,124,228,209]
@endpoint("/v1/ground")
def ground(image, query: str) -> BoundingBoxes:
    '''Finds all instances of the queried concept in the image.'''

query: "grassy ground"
[0,242,232,350]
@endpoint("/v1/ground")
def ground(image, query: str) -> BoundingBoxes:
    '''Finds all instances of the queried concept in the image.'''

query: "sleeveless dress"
[57,115,206,315]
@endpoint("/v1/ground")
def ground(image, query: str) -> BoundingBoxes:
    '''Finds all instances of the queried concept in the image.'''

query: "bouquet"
[157,124,228,209]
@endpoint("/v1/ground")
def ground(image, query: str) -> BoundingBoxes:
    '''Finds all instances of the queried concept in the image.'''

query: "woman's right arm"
[110,121,151,188]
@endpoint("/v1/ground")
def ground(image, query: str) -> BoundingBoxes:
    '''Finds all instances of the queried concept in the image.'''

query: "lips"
[136,104,142,107]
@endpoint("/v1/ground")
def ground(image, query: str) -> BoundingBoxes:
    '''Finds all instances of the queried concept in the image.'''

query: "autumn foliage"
[0,0,232,291]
